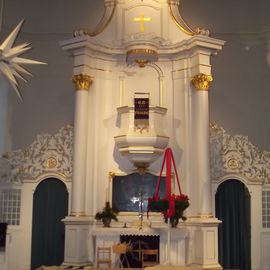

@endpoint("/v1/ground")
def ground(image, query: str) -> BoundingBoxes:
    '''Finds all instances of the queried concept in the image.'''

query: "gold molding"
[191,73,213,91]
[70,211,87,217]
[197,213,213,218]
[73,1,116,37]
[135,59,149,68]
[127,48,158,57]
[168,2,195,36]
[72,74,93,91]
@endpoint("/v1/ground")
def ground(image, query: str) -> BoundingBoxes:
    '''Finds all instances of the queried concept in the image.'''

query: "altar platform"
[89,225,189,267]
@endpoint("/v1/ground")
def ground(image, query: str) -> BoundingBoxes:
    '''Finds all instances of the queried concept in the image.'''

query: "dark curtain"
[215,179,251,270]
[0,223,7,247]
[31,179,68,270]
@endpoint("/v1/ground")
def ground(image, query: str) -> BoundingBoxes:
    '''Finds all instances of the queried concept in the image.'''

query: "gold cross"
[133,14,151,32]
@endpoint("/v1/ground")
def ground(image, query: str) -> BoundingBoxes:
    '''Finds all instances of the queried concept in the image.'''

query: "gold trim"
[168,3,195,36]
[108,171,115,182]
[72,74,93,91]
[191,73,213,91]
[135,59,149,68]
[127,48,158,57]
[70,211,87,217]
[87,1,116,37]
[197,213,213,218]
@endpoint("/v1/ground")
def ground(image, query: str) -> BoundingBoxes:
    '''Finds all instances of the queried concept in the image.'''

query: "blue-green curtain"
[31,179,68,270]
[215,179,251,270]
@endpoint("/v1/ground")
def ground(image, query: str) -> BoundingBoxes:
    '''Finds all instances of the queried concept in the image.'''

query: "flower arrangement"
[148,194,189,226]
[95,201,119,227]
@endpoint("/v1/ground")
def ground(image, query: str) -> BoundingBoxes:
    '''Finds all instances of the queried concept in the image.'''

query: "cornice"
[60,34,225,61]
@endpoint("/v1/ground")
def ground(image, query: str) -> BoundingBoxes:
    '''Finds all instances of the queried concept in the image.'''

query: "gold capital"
[191,73,213,91]
[72,74,93,91]
[134,14,151,32]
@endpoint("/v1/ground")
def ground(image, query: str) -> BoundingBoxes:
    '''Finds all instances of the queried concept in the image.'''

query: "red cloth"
[153,148,183,218]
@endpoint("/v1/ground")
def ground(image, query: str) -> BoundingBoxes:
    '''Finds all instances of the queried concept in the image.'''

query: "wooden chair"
[112,242,131,268]
[141,249,159,268]
[96,247,112,268]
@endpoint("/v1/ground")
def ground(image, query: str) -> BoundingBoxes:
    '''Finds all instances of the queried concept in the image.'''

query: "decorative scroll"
[210,123,270,184]
[1,125,73,184]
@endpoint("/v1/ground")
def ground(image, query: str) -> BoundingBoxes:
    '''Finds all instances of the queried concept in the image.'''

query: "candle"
[106,188,109,202]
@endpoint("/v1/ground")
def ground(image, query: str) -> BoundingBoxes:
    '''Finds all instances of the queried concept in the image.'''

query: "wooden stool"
[96,247,112,268]
[141,249,159,268]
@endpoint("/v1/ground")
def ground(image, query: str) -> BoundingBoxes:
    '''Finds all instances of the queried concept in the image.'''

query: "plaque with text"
[134,98,149,120]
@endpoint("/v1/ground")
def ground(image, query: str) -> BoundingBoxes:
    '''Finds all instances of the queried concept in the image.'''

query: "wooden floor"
[38,266,235,270]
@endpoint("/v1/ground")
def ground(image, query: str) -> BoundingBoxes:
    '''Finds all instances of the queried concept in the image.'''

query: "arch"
[31,178,69,270]
[215,179,251,270]
[213,175,252,195]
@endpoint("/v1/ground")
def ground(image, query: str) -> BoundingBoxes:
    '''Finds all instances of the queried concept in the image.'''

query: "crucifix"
[133,14,151,32]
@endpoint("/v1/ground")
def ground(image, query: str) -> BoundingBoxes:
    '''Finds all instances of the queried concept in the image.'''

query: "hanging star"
[0,20,46,101]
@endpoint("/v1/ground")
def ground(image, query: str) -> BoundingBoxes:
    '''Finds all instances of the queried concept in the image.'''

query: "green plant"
[95,201,119,222]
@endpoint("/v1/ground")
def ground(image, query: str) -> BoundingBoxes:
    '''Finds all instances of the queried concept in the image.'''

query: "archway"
[31,178,68,270]
[215,179,251,270]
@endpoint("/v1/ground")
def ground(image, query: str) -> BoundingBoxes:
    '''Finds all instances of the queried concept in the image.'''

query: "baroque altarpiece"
[59,0,224,269]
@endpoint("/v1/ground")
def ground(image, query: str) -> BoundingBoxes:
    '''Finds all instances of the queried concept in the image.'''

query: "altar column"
[186,73,221,269]
[62,73,93,267]
[71,73,92,216]
[192,73,213,217]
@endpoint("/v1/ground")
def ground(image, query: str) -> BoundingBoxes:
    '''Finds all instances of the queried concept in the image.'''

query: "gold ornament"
[72,74,93,91]
[191,73,213,91]
[46,157,57,169]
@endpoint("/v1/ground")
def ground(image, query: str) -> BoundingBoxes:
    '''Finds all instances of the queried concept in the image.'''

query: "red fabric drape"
[153,148,183,218]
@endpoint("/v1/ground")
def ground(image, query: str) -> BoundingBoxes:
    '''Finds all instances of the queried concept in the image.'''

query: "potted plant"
[95,201,119,227]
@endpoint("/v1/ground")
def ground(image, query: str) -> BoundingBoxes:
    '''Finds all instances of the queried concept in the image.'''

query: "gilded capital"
[72,74,93,91]
[191,73,213,91]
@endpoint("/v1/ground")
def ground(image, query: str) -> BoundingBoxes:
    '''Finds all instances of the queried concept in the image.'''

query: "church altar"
[60,0,224,269]
[90,225,189,267]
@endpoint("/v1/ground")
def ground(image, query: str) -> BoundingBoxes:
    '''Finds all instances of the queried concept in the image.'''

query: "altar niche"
[112,173,166,212]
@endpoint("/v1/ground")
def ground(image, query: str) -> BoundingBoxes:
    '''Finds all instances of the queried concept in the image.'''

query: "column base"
[179,217,222,269]
[62,216,93,266]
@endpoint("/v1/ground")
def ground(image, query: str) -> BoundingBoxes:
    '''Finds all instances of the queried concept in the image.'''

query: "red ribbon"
[153,148,183,218]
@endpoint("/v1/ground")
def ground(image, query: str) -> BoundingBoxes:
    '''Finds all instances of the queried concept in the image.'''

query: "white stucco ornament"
[0,20,46,101]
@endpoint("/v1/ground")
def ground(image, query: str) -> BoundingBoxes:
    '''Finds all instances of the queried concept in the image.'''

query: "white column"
[192,73,213,217]
[62,74,93,267]
[71,74,92,216]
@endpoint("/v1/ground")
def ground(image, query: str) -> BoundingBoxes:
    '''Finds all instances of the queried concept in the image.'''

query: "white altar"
[90,225,189,267]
